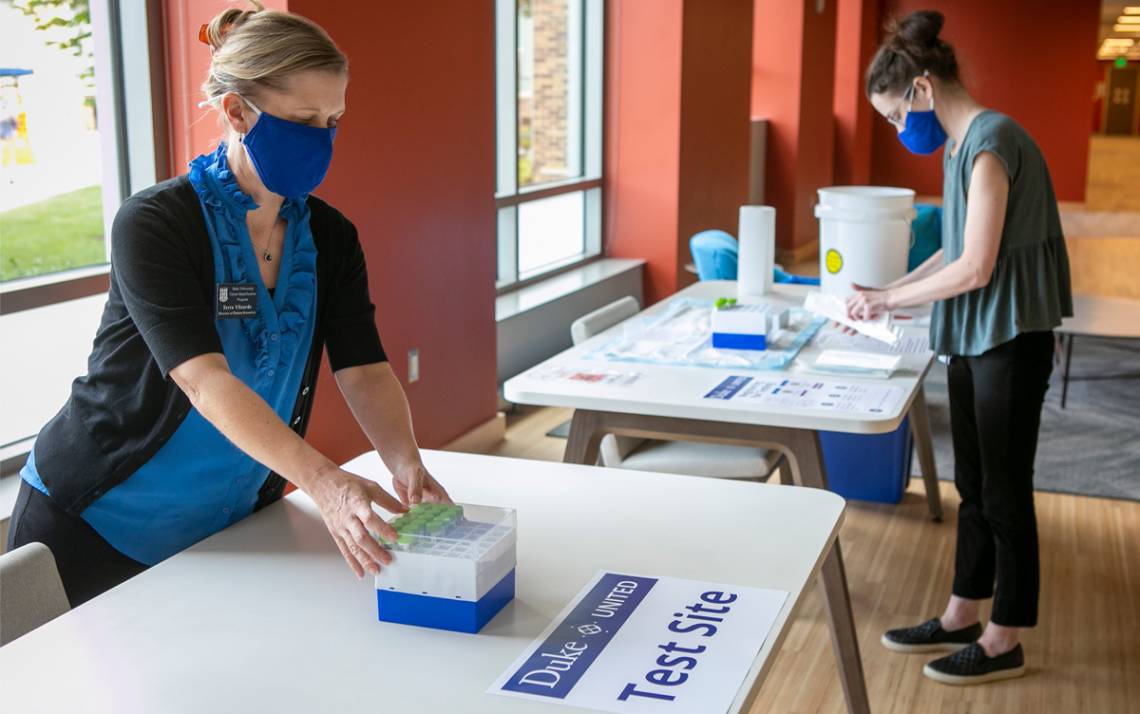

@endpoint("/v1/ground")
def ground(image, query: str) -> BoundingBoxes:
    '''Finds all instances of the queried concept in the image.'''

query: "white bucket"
[814,186,916,297]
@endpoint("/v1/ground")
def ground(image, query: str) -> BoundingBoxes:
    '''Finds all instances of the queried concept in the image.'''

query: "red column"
[751,0,838,261]
[605,0,754,305]
[163,1,499,460]
[833,0,878,186]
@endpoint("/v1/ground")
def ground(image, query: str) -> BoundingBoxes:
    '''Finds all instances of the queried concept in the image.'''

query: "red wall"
[752,0,838,252]
[604,0,684,305]
[605,0,753,305]
[677,0,754,280]
[164,1,498,462]
[869,0,1100,202]
[833,0,879,185]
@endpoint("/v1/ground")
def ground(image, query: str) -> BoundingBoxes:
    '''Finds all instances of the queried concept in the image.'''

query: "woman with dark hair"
[850,10,1072,685]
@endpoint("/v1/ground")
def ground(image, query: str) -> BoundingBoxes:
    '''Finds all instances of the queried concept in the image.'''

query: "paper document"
[704,375,906,416]
[530,365,644,387]
[815,350,902,372]
[489,571,788,714]
[812,330,929,355]
[803,291,903,345]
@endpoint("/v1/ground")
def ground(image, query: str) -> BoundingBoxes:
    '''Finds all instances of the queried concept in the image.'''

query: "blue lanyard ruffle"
[187,144,317,383]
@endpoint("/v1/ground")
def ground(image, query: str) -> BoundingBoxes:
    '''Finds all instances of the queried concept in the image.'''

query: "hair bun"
[865,10,958,97]
[203,2,264,50]
[893,10,944,48]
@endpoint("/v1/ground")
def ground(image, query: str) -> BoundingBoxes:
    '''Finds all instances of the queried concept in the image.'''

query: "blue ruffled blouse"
[24,144,320,565]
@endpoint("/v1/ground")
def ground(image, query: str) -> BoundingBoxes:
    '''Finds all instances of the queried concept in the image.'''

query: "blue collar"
[188,143,307,222]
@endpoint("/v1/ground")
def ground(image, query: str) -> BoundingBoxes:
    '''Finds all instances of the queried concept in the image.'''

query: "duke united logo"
[219,286,229,302]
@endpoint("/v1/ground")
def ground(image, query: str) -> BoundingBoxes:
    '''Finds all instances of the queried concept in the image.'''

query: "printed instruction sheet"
[704,375,906,416]
[530,365,645,387]
[812,330,930,355]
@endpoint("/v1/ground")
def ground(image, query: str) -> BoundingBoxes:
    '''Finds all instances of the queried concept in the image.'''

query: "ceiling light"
[1125,7,1140,15]
[1117,16,1140,24]
[1114,24,1140,32]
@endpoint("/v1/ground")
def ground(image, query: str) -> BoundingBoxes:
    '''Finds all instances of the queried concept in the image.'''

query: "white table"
[504,280,940,714]
[0,450,845,714]
[1057,295,1140,408]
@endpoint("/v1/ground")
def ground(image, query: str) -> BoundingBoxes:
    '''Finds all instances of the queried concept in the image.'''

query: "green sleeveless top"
[930,110,1073,357]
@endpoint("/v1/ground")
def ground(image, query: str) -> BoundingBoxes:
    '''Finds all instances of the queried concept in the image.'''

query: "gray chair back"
[571,296,640,346]
[0,542,70,646]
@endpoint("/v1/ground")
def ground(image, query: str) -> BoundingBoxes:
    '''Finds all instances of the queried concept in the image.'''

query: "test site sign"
[489,571,788,713]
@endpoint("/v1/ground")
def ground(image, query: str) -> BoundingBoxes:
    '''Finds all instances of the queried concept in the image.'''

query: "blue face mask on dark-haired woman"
[897,72,948,155]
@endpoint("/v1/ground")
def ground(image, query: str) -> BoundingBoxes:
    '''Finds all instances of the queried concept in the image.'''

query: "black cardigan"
[32,176,386,515]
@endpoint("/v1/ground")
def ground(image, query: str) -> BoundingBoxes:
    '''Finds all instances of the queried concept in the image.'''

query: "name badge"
[216,283,259,319]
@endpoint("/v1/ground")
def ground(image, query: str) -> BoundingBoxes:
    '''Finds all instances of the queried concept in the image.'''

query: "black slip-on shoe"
[923,642,1026,685]
[880,618,983,653]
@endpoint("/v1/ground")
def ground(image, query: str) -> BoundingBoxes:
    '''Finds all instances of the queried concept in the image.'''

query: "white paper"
[530,365,644,387]
[704,375,906,416]
[812,330,929,355]
[489,571,788,714]
[803,291,903,345]
[815,350,902,372]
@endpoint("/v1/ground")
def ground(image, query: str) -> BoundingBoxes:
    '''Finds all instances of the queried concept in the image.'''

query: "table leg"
[563,409,604,465]
[909,386,943,522]
[784,429,871,714]
[1061,334,1074,409]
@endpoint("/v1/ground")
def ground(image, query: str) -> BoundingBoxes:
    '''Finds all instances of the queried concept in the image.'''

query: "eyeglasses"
[886,84,916,131]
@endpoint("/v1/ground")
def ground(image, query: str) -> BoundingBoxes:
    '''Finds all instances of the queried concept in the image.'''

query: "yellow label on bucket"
[825,248,843,275]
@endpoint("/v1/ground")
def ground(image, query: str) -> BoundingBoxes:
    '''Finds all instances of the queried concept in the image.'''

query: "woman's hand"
[392,461,452,507]
[846,283,894,322]
[308,465,406,579]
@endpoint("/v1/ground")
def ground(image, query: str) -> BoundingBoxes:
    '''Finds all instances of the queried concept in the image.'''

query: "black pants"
[6,480,148,607]
[948,330,1054,627]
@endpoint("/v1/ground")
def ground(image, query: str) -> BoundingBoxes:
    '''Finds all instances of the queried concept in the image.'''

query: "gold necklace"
[254,220,276,263]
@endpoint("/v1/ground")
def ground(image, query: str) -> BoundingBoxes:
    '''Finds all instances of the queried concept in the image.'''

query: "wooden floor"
[486,405,1140,714]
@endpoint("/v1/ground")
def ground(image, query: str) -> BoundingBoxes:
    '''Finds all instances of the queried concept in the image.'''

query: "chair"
[689,230,820,286]
[570,298,782,481]
[0,542,70,646]
[689,230,739,281]
[910,204,943,271]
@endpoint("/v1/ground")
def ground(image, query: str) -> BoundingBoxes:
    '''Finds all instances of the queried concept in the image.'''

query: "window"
[0,0,163,312]
[495,0,603,291]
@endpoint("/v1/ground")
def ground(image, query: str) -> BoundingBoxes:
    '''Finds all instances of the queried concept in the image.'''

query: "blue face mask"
[897,79,947,155]
[240,97,336,198]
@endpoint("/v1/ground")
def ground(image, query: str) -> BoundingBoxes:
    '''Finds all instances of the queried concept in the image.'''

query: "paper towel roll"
[738,205,775,298]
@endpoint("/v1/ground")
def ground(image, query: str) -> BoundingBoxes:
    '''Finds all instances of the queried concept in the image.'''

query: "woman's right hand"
[307,465,407,578]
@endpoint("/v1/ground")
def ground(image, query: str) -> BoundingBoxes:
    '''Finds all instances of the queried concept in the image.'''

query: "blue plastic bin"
[819,416,914,504]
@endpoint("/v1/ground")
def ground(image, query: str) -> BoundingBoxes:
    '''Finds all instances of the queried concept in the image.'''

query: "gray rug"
[920,337,1140,502]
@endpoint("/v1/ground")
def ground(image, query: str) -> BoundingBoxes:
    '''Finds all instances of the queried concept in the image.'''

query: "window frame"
[0,0,169,316]
[494,0,604,295]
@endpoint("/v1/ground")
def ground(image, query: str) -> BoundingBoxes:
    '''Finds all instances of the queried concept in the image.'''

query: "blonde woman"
[7,5,447,605]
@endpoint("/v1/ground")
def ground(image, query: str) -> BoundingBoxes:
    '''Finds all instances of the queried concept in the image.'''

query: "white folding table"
[0,450,845,714]
[504,280,940,714]
[1057,294,1140,408]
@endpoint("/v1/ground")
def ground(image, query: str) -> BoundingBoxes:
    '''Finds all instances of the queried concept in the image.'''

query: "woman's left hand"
[392,461,452,506]
[846,283,893,322]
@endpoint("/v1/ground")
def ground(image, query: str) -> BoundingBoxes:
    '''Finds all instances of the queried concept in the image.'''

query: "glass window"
[1,0,112,283]
[496,0,602,291]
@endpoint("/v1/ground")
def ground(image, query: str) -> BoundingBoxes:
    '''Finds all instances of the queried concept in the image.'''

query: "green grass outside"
[0,185,107,282]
